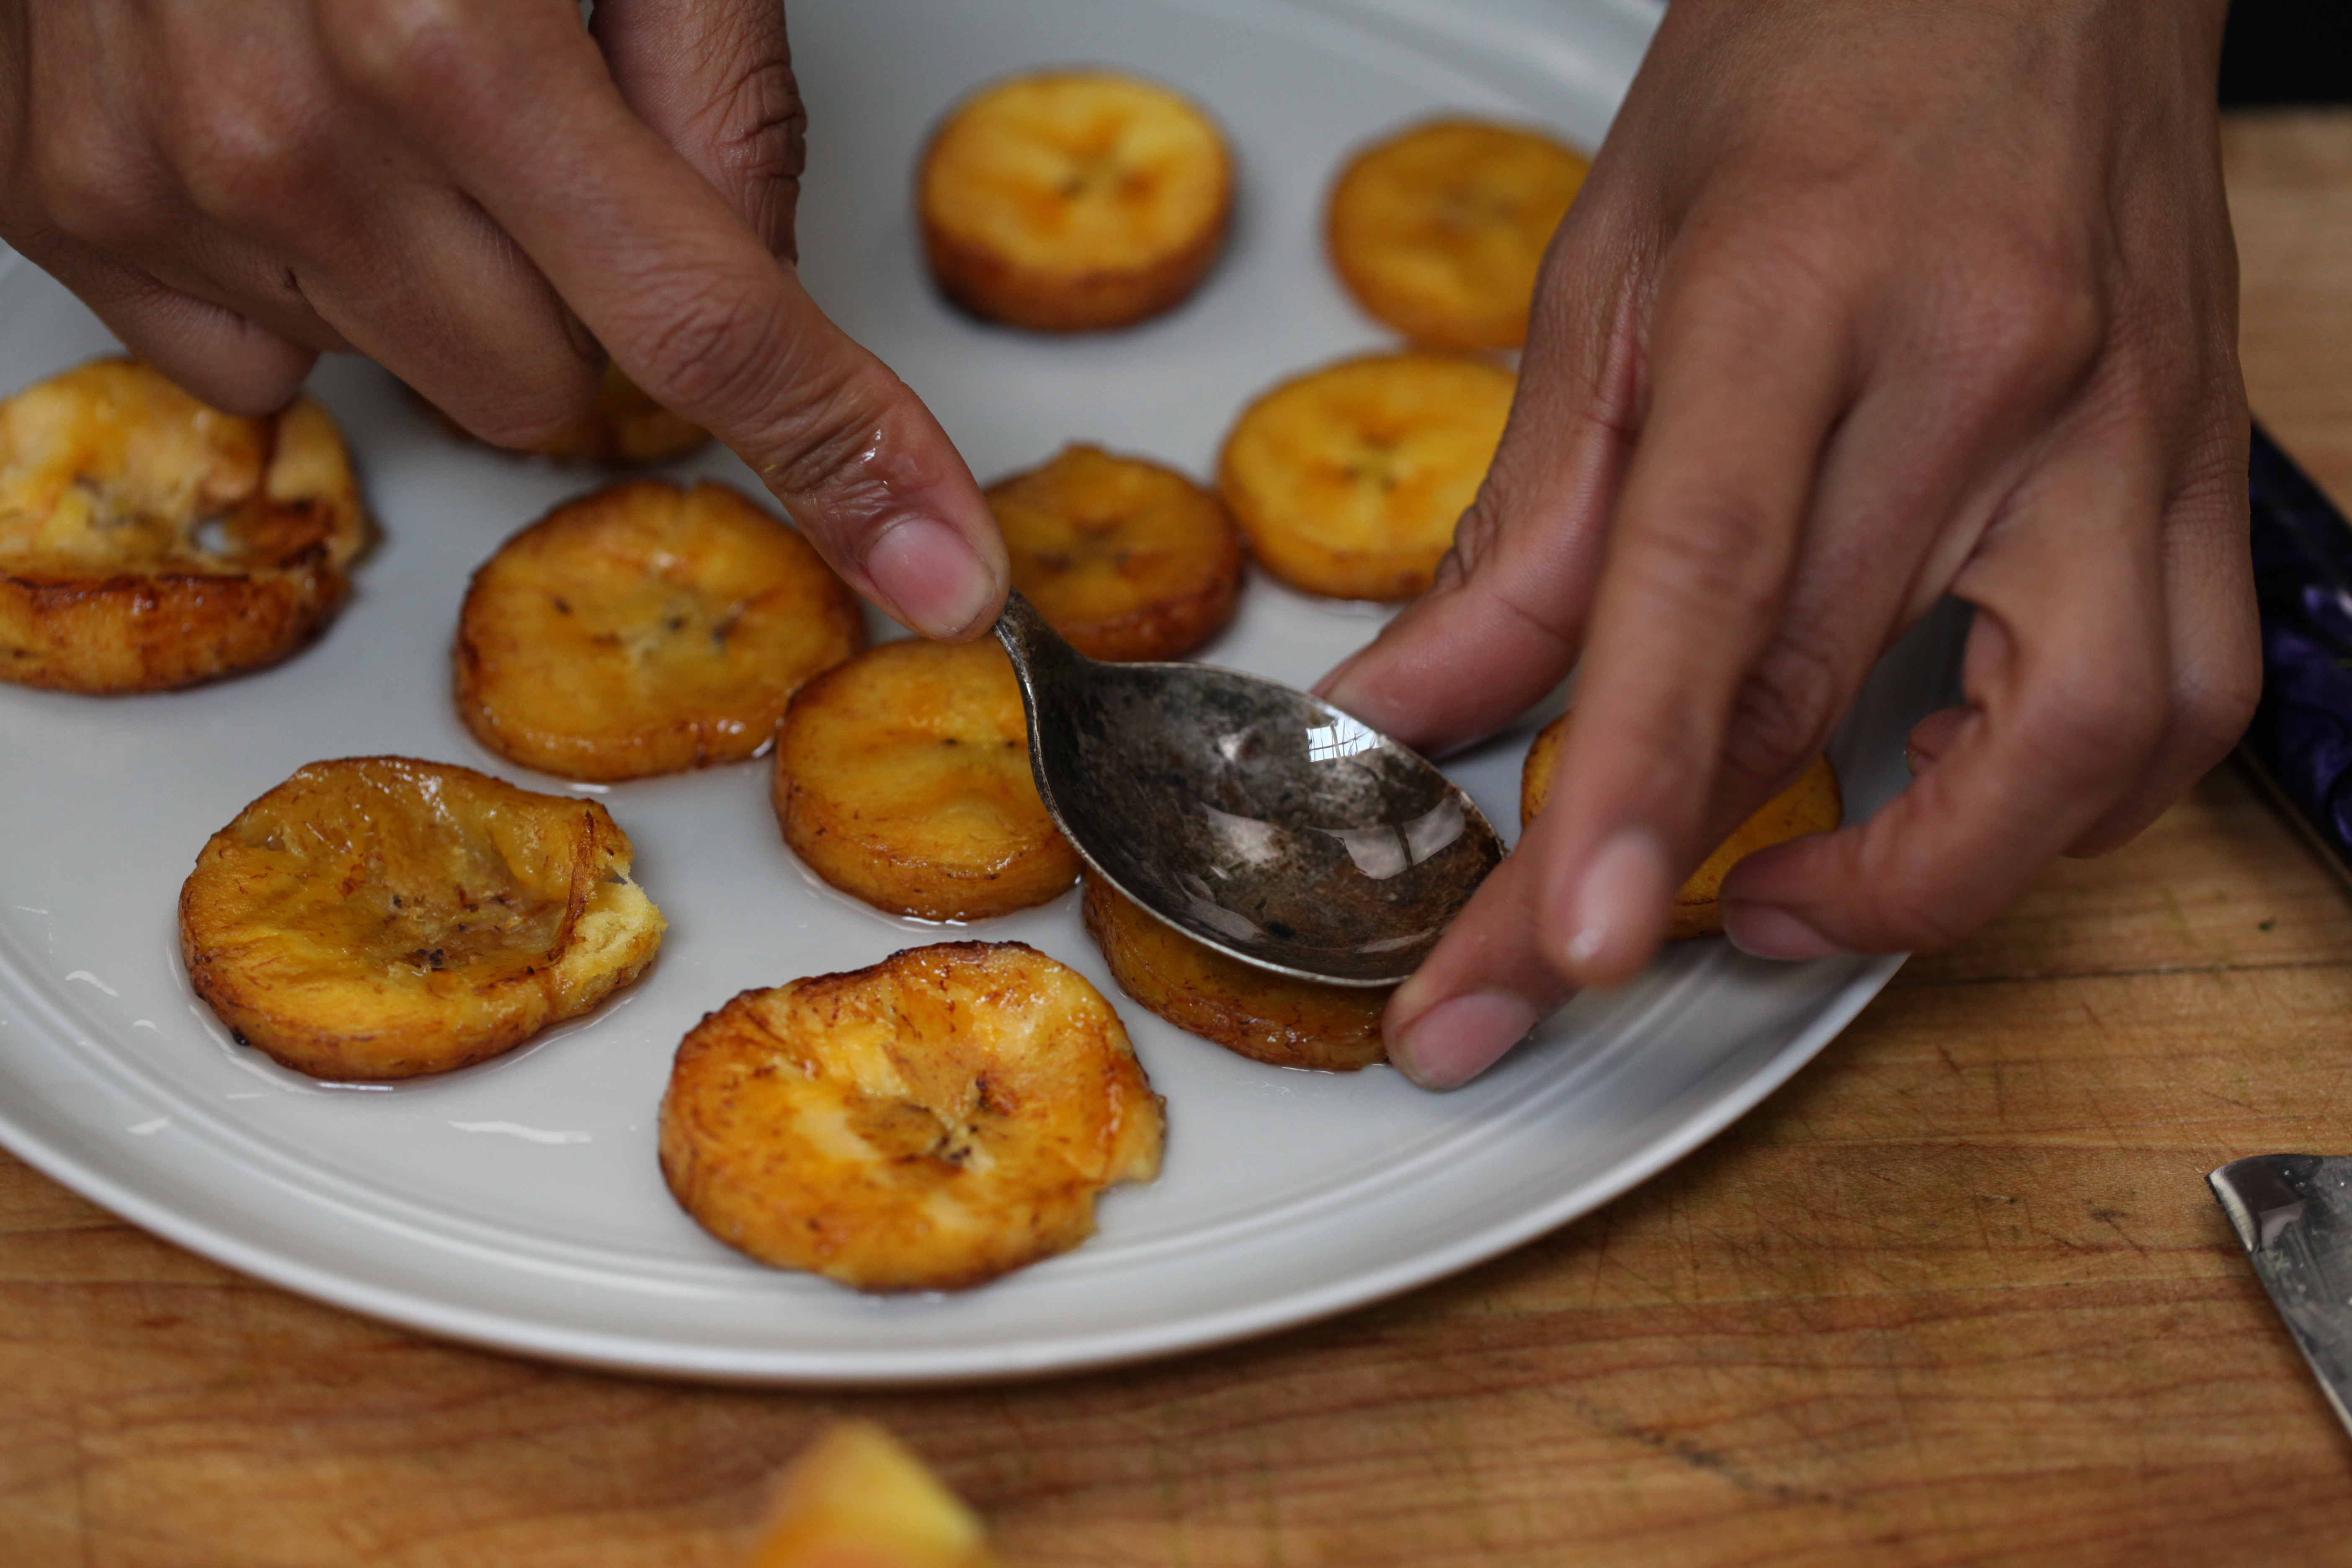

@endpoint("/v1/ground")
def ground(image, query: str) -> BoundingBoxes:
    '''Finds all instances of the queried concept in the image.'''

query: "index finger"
[323,0,1006,640]
[1385,242,1854,1085]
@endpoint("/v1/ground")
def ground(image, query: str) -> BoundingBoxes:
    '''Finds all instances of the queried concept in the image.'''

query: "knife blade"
[2208,1153,2352,1437]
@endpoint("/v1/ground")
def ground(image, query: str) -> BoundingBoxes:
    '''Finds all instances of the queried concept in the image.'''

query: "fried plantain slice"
[456,478,863,781]
[1081,873,1387,1071]
[0,358,368,693]
[1521,714,1844,939]
[1218,352,1514,601]
[659,941,1164,1293]
[428,362,710,467]
[919,70,1233,332]
[1328,119,1589,351]
[989,444,1243,660]
[180,756,665,1081]
[774,637,1080,921]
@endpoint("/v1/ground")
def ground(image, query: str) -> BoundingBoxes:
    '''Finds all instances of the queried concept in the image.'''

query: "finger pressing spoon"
[994,590,1503,986]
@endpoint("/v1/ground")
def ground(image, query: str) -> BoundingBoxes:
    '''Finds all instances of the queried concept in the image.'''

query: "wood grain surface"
[7,110,2352,1568]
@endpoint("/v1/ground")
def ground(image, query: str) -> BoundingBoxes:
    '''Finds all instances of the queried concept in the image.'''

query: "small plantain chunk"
[0,358,368,693]
[180,756,664,1081]
[753,1422,998,1568]
[659,941,1164,1293]
[1520,714,1843,939]
[919,70,1233,332]
[773,638,1079,921]
[1218,352,1514,601]
[1081,872,1387,1071]
[990,443,1243,660]
[456,478,863,781]
[1328,119,1589,351]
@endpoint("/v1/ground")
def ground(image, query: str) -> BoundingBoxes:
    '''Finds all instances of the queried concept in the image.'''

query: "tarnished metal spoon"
[994,590,1504,987]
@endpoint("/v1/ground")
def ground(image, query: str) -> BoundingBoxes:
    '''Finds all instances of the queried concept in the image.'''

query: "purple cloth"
[2246,423,2352,864]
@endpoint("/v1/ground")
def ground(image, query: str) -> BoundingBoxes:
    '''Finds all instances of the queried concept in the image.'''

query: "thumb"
[1315,276,1641,752]
[591,0,805,258]
[622,266,1006,640]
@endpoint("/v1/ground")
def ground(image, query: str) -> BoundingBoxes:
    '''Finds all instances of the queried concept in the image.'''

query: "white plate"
[0,0,1952,1384]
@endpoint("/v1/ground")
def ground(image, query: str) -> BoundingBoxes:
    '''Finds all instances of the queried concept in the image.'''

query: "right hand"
[0,0,1006,640]
[1316,0,2253,1087]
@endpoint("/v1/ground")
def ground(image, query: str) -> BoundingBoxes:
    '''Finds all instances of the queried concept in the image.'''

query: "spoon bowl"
[995,591,1503,987]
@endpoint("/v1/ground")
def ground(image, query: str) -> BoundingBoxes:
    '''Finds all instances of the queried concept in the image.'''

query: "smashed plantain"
[180,756,665,1081]
[659,941,1164,1293]
[1520,714,1844,939]
[0,358,368,693]
[1328,118,1589,351]
[919,70,1233,332]
[990,443,1243,661]
[773,638,1080,921]
[1218,352,1514,602]
[1081,873,1387,1071]
[456,478,864,781]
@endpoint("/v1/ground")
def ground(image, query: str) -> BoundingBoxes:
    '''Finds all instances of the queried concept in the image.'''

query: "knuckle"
[755,375,895,503]
[720,59,809,187]
[1944,243,2105,397]
[2016,667,2167,789]
[1726,628,1846,783]
[624,286,903,507]
[626,280,795,421]
[24,123,153,249]
[1619,499,1783,630]
[1853,863,1977,952]
[448,365,603,453]
[1678,189,1846,299]
[165,100,318,230]
[321,0,480,107]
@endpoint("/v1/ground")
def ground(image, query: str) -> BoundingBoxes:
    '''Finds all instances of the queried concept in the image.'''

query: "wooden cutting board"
[5,110,2352,1568]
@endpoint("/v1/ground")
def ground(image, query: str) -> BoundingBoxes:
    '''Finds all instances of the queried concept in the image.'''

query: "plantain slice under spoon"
[994,590,1501,987]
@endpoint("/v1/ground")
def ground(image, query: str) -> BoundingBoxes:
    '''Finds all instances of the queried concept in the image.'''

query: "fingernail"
[1558,828,1672,985]
[1721,902,1848,962]
[865,517,999,638]
[1390,991,1541,1090]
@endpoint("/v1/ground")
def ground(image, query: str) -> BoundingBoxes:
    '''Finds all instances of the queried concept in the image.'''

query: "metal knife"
[2208,1154,2352,1437]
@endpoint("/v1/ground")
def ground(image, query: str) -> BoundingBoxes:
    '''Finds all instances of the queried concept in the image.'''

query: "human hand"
[1317,0,2256,1087]
[0,0,1004,640]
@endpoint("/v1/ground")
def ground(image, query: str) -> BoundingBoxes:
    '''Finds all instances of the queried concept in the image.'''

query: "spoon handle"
[993,587,1091,692]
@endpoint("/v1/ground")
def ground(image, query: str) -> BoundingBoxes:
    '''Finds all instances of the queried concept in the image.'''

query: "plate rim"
[0,952,1901,1384]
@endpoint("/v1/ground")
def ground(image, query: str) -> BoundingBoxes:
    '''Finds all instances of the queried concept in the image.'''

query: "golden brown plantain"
[0,358,367,693]
[773,637,1080,921]
[1081,872,1388,1071]
[919,70,1233,332]
[753,1422,998,1568]
[429,362,709,467]
[659,941,1163,1293]
[1218,352,1514,601]
[180,756,664,1081]
[989,443,1242,660]
[1520,714,1844,939]
[1328,119,1589,351]
[456,478,863,781]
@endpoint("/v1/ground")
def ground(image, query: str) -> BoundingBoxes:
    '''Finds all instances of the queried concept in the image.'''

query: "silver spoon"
[994,591,1504,987]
